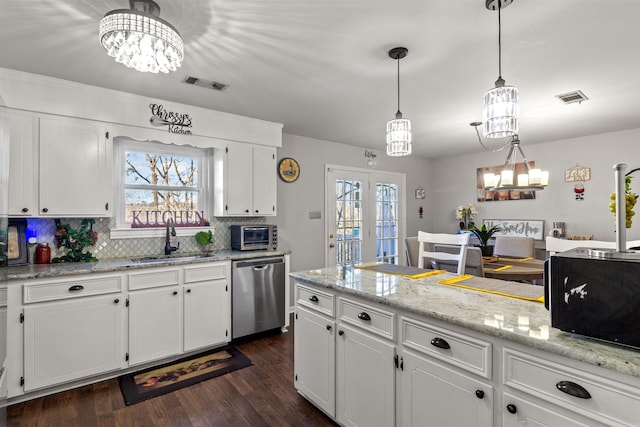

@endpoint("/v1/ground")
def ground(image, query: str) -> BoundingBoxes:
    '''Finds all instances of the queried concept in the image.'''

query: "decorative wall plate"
[278,157,300,183]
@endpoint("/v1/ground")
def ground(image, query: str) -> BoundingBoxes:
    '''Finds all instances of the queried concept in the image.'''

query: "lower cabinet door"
[23,294,125,391]
[128,286,181,365]
[183,279,230,352]
[294,306,336,417]
[502,392,599,427]
[336,324,395,427]
[401,350,493,427]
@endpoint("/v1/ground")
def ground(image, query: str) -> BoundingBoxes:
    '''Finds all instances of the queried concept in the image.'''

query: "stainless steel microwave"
[230,225,278,251]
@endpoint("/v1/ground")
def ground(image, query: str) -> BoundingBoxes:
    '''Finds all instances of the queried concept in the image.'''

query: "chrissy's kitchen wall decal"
[149,103,193,135]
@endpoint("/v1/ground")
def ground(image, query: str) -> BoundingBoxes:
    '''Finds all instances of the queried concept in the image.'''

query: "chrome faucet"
[165,217,179,255]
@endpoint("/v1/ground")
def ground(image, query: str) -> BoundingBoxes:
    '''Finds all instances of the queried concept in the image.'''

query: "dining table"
[482,255,545,282]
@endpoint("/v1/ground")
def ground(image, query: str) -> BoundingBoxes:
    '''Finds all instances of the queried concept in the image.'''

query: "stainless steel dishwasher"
[232,256,286,339]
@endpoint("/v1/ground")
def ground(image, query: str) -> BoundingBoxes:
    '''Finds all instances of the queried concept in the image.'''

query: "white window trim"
[110,137,212,239]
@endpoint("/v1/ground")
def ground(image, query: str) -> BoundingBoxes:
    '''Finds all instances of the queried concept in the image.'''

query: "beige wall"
[273,133,433,273]
[430,128,640,242]
[277,127,640,275]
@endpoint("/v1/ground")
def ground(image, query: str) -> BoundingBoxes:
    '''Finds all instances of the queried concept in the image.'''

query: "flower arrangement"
[455,203,477,230]
[53,218,98,263]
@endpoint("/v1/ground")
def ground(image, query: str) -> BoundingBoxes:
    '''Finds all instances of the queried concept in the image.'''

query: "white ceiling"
[1,0,639,158]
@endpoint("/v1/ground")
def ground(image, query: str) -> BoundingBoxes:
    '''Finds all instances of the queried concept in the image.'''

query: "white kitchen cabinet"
[38,115,112,217]
[336,297,396,427]
[502,392,597,427]
[401,350,493,427]
[294,305,336,417]
[336,323,396,427]
[213,144,277,216]
[503,347,640,426]
[21,273,125,391]
[8,111,37,216]
[183,263,230,352]
[127,268,181,366]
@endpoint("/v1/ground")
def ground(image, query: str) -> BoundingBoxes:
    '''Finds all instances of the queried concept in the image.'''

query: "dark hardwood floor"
[7,315,338,427]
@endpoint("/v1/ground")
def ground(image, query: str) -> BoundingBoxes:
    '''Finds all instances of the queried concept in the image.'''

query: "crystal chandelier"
[99,0,184,73]
[483,0,518,139]
[386,47,412,156]
[481,134,549,192]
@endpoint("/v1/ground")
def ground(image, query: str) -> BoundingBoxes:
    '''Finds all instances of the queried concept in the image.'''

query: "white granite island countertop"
[290,265,640,379]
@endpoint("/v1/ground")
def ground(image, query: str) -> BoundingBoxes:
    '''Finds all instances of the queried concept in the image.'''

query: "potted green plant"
[469,223,502,257]
[195,230,214,252]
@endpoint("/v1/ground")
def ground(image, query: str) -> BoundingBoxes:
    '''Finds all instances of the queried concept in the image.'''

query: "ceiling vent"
[555,90,589,104]
[184,76,229,91]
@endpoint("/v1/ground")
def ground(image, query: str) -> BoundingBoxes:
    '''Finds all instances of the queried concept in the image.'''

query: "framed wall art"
[483,219,545,240]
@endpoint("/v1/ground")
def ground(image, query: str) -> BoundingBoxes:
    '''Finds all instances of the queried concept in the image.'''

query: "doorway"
[325,165,406,269]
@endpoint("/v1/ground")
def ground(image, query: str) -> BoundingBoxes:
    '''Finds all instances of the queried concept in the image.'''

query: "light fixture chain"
[498,0,502,79]
[397,56,401,114]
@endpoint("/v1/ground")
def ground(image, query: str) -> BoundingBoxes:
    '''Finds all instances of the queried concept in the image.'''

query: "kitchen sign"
[149,103,193,135]
[131,210,206,228]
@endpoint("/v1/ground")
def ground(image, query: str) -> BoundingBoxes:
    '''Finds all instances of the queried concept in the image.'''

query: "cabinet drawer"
[128,268,180,290]
[184,263,227,283]
[23,274,123,303]
[401,316,491,379]
[338,298,395,341]
[0,286,7,306]
[296,284,334,317]
[504,348,640,426]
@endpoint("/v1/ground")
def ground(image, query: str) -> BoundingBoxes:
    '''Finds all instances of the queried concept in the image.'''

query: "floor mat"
[118,345,252,405]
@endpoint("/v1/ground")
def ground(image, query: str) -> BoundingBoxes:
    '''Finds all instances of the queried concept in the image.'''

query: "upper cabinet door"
[213,144,277,217]
[252,146,276,216]
[38,116,112,217]
[224,144,253,216]
[8,112,37,216]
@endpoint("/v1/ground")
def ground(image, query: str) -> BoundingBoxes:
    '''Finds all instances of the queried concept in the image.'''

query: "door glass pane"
[335,179,363,267]
[376,183,399,264]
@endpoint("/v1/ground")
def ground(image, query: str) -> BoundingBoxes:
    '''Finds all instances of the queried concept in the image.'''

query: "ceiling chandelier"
[386,47,412,157]
[483,0,518,139]
[99,0,184,73]
[472,122,549,191]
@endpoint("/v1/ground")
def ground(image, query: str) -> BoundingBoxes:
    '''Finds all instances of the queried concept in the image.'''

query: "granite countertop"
[290,265,640,379]
[5,249,290,282]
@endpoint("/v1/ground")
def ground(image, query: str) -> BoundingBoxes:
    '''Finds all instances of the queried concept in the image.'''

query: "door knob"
[329,234,334,238]
[329,243,335,248]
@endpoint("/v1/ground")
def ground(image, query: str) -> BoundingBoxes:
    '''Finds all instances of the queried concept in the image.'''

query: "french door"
[326,166,405,269]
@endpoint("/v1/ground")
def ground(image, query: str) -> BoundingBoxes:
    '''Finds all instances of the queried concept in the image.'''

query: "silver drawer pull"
[68,285,85,292]
[556,381,592,399]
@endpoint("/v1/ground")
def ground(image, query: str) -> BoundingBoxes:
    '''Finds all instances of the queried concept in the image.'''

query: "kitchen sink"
[129,253,215,264]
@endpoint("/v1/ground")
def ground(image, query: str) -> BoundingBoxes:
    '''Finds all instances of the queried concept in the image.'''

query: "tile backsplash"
[25,216,267,260]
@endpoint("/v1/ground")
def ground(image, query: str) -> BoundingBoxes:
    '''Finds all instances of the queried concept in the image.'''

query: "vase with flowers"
[455,203,477,230]
[469,223,503,257]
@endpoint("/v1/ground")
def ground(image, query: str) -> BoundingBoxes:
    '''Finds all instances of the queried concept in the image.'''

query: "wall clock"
[278,157,300,183]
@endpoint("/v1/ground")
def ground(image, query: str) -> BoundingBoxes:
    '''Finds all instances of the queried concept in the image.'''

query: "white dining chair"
[417,231,470,275]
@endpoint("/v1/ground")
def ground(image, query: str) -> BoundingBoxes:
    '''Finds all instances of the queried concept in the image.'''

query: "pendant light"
[483,0,518,139]
[99,0,184,73]
[386,47,412,157]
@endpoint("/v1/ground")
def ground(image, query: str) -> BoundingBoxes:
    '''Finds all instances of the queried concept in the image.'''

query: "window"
[114,138,210,230]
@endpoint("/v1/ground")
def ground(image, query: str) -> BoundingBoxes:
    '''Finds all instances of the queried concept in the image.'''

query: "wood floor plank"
[8,315,338,427]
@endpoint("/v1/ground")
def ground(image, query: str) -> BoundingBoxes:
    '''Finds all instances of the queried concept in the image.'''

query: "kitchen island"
[291,265,640,427]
